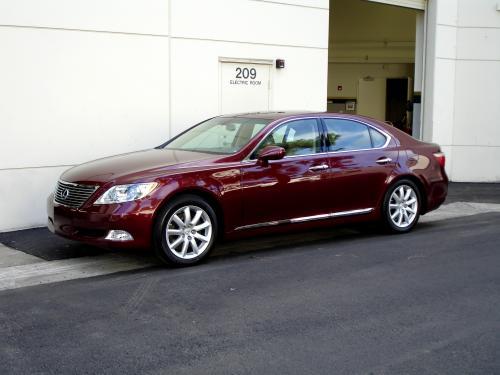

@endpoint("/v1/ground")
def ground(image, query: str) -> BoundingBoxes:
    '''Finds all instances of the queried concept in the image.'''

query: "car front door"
[239,118,331,228]
[320,117,399,214]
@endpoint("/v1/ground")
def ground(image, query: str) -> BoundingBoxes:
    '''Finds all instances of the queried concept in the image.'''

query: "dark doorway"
[386,78,410,134]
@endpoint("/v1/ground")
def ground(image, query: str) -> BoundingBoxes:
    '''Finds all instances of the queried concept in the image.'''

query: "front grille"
[54,180,99,208]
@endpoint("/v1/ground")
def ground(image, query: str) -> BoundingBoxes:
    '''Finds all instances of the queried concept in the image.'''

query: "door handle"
[309,163,329,171]
[376,157,392,165]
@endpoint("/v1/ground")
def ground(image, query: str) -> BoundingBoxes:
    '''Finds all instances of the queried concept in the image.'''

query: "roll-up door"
[365,0,425,10]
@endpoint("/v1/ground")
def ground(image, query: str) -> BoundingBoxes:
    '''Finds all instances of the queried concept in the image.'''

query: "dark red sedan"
[47,112,448,265]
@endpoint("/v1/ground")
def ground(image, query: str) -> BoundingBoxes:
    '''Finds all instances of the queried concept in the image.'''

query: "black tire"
[382,179,422,233]
[153,194,218,266]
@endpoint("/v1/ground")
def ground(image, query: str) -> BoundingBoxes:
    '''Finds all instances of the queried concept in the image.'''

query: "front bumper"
[47,193,155,249]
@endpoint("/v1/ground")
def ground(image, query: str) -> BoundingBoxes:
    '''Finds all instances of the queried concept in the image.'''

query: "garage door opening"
[327,0,424,137]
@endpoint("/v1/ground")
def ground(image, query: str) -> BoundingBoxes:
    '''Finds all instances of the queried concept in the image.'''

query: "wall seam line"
[249,0,329,10]
[0,24,328,50]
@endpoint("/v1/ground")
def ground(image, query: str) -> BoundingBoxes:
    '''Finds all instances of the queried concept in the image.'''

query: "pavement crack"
[120,277,159,317]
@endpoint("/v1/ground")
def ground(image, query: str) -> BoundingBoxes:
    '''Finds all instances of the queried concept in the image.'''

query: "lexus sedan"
[48,112,448,265]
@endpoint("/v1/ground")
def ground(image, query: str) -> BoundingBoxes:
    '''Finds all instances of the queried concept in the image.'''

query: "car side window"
[252,119,321,158]
[323,119,373,152]
[369,127,387,148]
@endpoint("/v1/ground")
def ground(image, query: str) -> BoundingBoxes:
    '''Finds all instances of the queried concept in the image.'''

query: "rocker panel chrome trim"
[235,208,374,231]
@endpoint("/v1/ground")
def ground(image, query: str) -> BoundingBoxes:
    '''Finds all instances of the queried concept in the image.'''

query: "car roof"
[220,111,383,123]
[219,111,313,120]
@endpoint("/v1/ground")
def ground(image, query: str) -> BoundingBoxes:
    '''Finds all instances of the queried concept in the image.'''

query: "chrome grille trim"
[54,180,99,208]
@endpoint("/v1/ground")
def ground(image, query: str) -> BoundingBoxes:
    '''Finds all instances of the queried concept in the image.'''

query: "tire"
[153,194,218,266]
[382,179,421,233]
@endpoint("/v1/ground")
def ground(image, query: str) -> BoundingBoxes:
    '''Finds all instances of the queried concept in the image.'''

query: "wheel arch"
[152,187,225,240]
[386,174,428,214]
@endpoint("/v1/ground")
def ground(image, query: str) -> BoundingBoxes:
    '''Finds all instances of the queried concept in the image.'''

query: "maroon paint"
[47,112,448,249]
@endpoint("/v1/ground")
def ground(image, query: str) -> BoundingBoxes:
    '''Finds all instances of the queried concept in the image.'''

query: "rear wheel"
[154,195,217,266]
[382,179,421,233]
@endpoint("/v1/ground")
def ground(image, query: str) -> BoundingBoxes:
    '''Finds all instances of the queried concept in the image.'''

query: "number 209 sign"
[230,67,262,86]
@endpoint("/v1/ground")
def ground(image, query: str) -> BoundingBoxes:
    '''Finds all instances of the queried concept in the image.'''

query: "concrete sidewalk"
[445,182,500,204]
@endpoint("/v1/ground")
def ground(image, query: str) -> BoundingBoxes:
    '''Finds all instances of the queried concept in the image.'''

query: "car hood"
[61,148,222,184]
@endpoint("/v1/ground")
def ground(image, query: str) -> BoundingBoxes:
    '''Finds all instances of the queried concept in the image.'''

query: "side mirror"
[257,145,285,166]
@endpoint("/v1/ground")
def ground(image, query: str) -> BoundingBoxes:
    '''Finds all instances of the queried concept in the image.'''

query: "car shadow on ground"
[0,220,442,267]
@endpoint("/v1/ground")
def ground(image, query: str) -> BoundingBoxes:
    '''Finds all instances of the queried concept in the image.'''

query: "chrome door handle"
[376,157,392,165]
[309,164,329,171]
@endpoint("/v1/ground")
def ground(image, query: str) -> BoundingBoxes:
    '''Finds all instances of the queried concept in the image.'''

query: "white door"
[357,78,386,121]
[220,62,271,114]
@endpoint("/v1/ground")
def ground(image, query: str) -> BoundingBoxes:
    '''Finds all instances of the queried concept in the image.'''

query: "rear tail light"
[433,152,446,169]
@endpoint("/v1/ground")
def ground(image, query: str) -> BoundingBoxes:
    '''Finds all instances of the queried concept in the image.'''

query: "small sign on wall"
[219,58,272,114]
[346,101,356,111]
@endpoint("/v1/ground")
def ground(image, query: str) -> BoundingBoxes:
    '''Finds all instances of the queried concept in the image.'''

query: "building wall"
[0,0,329,231]
[424,0,500,182]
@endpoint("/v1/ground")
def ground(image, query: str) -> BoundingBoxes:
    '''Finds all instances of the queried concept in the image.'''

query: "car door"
[239,118,331,228]
[320,117,399,213]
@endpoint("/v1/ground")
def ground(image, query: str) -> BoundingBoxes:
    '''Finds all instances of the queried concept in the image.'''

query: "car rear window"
[323,119,372,152]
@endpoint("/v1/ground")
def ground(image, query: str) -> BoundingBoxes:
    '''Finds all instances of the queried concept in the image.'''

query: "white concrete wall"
[0,0,329,231]
[424,0,500,182]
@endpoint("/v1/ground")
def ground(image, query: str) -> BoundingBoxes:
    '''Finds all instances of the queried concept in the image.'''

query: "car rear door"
[320,117,399,214]
[239,118,331,228]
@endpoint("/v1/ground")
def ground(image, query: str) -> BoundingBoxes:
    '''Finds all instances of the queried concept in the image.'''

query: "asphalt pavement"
[0,184,500,374]
[0,183,499,374]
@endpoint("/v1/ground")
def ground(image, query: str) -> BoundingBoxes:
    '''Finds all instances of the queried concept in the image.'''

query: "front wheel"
[154,195,218,266]
[382,180,421,233]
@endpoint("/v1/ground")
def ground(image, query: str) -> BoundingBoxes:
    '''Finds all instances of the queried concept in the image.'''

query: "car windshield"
[162,117,271,154]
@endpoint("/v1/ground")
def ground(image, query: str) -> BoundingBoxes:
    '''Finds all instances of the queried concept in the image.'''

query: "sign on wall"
[220,60,271,114]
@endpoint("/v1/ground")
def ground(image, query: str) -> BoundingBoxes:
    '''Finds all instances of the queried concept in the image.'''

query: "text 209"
[235,67,257,80]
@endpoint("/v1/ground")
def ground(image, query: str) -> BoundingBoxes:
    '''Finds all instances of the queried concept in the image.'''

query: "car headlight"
[94,182,158,205]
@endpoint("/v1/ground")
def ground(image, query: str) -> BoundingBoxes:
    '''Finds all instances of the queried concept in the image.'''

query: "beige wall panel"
[436,0,458,25]
[0,167,69,232]
[452,60,500,146]
[435,24,458,59]
[457,0,500,27]
[430,59,456,146]
[171,0,329,48]
[0,0,169,35]
[450,146,500,182]
[0,27,170,170]
[456,28,500,61]
[170,38,328,136]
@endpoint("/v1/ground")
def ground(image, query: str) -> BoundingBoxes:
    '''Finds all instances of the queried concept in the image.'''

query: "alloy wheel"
[165,205,212,259]
[388,184,418,228]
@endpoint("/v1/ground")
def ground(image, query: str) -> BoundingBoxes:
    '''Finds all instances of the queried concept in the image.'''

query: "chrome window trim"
[242,116,392,163]
[243,116,323,162]
[234,208,374,231]
[322,116,392,150]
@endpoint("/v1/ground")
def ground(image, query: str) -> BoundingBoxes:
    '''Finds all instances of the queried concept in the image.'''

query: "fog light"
[105,230,134,241]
